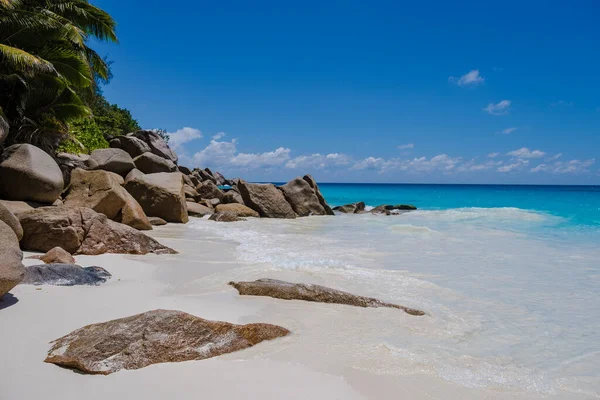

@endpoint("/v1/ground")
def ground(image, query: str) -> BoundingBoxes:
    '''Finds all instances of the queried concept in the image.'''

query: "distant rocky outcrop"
[63,168,151,230]
[22,264,111,286]
[237,181,296,219]
[86,148,135,177]
[18,206,175,255]
[0,144,64,204]
[371,204,417,215]
[333,202,366,214]
[229,279,425,316]
[45,309,290,374]
[0,220,25,299]
[124,172,188,223]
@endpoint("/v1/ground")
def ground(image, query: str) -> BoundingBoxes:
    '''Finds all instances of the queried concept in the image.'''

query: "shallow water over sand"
[189,207,600,398]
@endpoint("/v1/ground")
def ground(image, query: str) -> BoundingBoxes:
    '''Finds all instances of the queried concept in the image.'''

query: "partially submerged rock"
[0,221,25,299]
[209,212,245,222]
[186,201,213,217]
[45,309,290,374]
[19,206,175,255]
[148,216,167,226]
[371,204,417,215]
[279,177,328,216]
[22,264,111,286]
[333,202,366,214]
[0,144,64,204]
[215,203,259,217]
[124,172,188,223]
[237,181,296,219]
[229,279,425,316]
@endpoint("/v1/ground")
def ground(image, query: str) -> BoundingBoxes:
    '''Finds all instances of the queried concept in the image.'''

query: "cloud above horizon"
[449,69,484,86]
[169,127,596,180]
[484,100,511,115]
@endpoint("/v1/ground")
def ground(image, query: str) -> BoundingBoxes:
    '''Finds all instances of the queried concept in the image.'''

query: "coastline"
[1,219,593,400]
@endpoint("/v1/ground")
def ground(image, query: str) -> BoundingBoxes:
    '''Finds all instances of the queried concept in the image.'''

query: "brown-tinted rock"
[279,177,327,216]
[19,206,175,255]
[133,152,177,174]
[40,247,76,264]
[237,181,296,219]
[178,165,192,175]
[222,189,243,204]
[302,175,334,215]
[0,201,23,240]
[148,216,167,226]
[229,279,425,316]
[215,203,259,218]
[0,221,25,298]
[370,204,417,215]
[45,309,289,375]
[56,152,89,186]
[86,148,135,176]
[333,202,366,214]
[128,130,178,163]
[183,185,198,200]
[209,212,245,222]
[213,171,228,186]
[186,202,213,217]
[109,136,151,158]
[124,168,144,183]
[0,144,64,204]
[64,169,151,231]
[195,180,224,201]
[124,173,188,223]
[0,200,35,215]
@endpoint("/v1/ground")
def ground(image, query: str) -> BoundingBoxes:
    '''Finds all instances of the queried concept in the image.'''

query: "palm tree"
[0,0,117,151]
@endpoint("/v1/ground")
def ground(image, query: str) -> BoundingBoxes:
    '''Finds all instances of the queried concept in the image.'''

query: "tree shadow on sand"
[0,293,19,310]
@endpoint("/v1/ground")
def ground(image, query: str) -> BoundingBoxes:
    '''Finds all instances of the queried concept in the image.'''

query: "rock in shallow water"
[229,279,425,316]
[22,264,111,286]
[45,309,290,374]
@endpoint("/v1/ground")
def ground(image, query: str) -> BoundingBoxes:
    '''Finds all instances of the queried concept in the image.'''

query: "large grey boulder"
[128,130,178,164]
[19,206,175,255]
[45,309,289,375]
[0,201,23,240]
[22,264,111,286]
[109,136,151,158]
[230,279,425,316]
[64,169,151,231]
[222,190,243,204]
[279,177,327,216]
[0,144,64,204]
[124,168,144,183]
[124,173,188,223]
[133,152,177,174]
[0,221,25,299]
[302,175,334,215]
[86,148,135,176]
[237,181,296,219]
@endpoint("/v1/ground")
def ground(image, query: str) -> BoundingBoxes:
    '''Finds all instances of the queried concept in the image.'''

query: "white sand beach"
[1,218,594,400]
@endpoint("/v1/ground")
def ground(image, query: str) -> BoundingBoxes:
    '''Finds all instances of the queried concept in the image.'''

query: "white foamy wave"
[389,224,439,235]
[412,207,554,223]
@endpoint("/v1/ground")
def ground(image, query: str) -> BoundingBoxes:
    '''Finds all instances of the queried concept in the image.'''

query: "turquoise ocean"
[193,183,600,397]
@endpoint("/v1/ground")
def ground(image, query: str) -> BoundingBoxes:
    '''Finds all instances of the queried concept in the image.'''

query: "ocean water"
[190,184,600,397]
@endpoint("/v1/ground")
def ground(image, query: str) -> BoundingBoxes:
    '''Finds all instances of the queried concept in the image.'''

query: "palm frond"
[0,43,55,75]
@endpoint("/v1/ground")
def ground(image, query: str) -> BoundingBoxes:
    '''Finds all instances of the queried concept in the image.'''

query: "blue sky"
[93,0,599,184]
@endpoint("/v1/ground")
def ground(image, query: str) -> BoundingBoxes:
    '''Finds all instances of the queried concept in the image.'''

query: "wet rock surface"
[22,264,111,286]
[229,279,425,316]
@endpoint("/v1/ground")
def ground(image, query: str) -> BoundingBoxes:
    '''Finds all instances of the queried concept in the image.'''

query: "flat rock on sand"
[229,279,425,316]
[22,264,111,286]
[45,309,290,375]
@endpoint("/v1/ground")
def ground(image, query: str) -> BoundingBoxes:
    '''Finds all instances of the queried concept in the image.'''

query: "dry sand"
[0,222,588,399]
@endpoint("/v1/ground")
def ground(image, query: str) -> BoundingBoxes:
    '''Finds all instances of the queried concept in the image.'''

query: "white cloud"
[286,153,351,169]
[546,153,562,161]
[488,152,500,158]
[531,164,549,173]
[192,139,238,166]
[500,127,517,135]
[398,143,414,150]
[167,127,203,150]
[212,132,226,140]
[190,139,290,170]
[484,100,511,115]
[551,100,573,107]
[352,157,386,171]
[352,154,461,173]
[449,69,484,86]
[230,147,291,168]
[498,159,529,173]
[507,148,546,159]
[531,159,595,174]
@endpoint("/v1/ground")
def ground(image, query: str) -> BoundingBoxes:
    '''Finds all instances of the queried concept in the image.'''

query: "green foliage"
[154,128,169,143]
[58,116,107,154]
[0,0,118,153]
